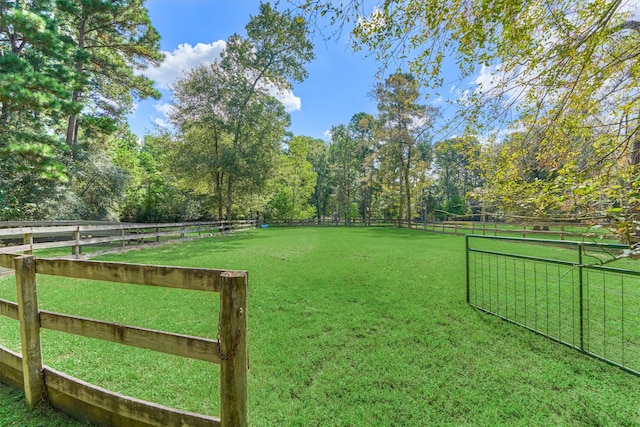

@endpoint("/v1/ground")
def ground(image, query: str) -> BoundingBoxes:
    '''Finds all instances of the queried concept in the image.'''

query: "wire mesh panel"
[466,235,639,376]
[583,266,640,374]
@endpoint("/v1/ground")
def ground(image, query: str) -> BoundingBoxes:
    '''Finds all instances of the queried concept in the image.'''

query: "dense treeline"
[296,0,640,244]
[0,0,161,220]
[0,1,476,226]
[3,0,640,247]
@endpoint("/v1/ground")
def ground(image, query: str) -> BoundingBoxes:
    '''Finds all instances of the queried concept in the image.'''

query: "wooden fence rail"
[0,220,257,257]
[267,218,619,241]
[0,254,248,427]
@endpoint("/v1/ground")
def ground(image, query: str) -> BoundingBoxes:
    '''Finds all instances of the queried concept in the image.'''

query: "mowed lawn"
[0,227,639,426]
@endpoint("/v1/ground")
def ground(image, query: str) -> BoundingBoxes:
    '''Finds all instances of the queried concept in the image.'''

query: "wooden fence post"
[23,232,33,255]
[219,271,248,427]
[14,255,44,409]
[120,227,125,249]
[72,227,81,257]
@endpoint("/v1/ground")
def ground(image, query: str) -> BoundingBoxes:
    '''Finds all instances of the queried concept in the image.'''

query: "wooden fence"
[410,220,621,241]
[0,220,257,257]
[0,253,248,427]
[267,218,618,241]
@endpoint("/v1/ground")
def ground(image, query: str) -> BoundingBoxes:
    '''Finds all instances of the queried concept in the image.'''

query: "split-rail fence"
[0,221,250,426]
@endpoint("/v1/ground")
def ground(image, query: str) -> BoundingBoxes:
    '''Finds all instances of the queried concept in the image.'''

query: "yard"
[0,227,639,426]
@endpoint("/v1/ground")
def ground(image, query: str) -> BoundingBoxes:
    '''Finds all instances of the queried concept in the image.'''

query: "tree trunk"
[216,172,224,220]
[406,145,413,228]
[226,176,233,223]
[66,10,87,155]
[631,137,640,167]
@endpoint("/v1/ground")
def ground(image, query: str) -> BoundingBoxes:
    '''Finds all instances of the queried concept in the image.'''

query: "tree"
[0,1,80,178]
[0,1,162,220]
[114,130,204,222]
[298,0,640,244]
[329,123,360,224]
[433,137,482,218]
[57,0,163,153]
[349,112,377,225]
[306,136,331,221]
[266,135,317,221]
[168,2,314,221]
[373,72,437,227]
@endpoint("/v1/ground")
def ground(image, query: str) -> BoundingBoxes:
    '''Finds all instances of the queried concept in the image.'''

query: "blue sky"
[128,1,465,141]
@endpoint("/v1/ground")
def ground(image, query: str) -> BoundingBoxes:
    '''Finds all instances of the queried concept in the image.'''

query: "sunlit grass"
[0,227,639,425]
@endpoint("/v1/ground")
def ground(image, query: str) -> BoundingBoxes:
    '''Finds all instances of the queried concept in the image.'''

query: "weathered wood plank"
[0,244,33,254]
[29,226,79,235]
[78,236,125,246]
[0,298,19,320]
[35,259,235,292]
[39,311,221,363]
[0,345,24,388]
[0,345,22,372]
[15,255,44,409]
[44,367,221,427]
[0,227,34,237]
[77,225,124,232]
[0,253,17,269]
[219,272,248,427]
[32,240,75,250]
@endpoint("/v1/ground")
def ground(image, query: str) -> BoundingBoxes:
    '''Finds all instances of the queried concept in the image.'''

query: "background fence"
[267,218,618,241]
[466,235,640,376]
[0,253,248,426]
[0,220,257,258]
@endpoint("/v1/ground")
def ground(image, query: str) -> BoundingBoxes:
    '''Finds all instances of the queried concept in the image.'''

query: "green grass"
[0,385,90,426]
[467,234,640,375]
[1,227,640,426]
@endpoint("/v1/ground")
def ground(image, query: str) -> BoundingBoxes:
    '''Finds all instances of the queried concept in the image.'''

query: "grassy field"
[0,227,639,426]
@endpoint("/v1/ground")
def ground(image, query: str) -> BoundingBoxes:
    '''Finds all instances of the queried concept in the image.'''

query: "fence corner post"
[14,255,44,409]
[219,271,248,427]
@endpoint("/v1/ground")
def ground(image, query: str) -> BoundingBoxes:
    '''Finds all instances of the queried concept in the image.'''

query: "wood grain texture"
[35,258,243,292]
[0,298,19,320]
[0,346,24,388]
[39,311,221,363]
[45,367,221,427]
[219,272,248,427]
[0,253,17,269]
[15,255,44,409]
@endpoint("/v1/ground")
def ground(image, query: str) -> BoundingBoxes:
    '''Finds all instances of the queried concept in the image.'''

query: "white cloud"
[153,117,171,129]
[143,40,302,113]
[266,86,302,112]
[154,102,174,116]
[473,64,501,90]
[144,41,227,90]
